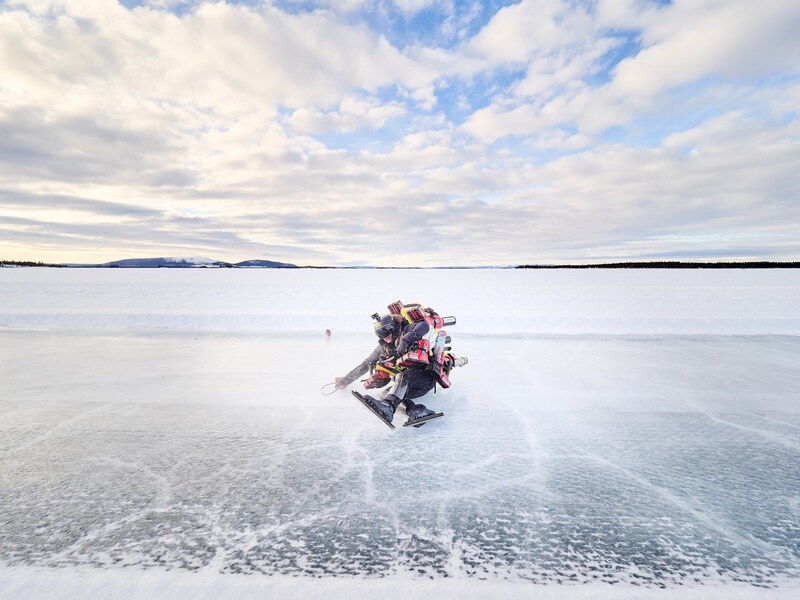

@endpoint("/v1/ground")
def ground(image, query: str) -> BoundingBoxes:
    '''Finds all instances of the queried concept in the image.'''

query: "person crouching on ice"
[335,313,448,427]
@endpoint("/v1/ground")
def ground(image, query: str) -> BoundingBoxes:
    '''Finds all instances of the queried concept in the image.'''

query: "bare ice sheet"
[1,330,799,594]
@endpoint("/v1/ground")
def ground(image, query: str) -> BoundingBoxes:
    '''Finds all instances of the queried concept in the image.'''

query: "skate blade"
[352,391,395,429]
[402,412,444,428]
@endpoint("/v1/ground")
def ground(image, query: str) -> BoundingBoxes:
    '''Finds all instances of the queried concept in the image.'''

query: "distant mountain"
[234,259,297,268]
[99,257,298,268]
[102,257,232,268]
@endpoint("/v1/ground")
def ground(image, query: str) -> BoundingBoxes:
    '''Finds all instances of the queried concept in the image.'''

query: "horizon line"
[3,258,800,270]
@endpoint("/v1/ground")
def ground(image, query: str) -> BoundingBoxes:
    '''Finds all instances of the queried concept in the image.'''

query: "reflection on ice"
[1,331,798,590]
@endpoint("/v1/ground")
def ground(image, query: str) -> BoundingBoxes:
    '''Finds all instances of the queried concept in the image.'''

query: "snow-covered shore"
[1,268,799,334]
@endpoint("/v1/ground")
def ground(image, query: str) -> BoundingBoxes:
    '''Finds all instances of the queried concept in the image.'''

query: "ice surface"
[0,269,799,598]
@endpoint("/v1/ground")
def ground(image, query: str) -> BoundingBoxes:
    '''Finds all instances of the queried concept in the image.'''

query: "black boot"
[404,402,437,427]
[369,394,401,424]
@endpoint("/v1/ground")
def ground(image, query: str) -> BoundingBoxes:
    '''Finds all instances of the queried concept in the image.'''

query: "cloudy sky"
[1,0,798,266]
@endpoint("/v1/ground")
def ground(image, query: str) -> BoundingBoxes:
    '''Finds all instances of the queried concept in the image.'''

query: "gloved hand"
[364,371,391,389]
[334,377,347,390]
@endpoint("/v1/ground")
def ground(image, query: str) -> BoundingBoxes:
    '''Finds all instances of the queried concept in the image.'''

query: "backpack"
[385,300,457,388]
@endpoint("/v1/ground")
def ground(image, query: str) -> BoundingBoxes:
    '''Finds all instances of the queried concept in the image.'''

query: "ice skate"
[403,403,444,428]
[351,391,398,429]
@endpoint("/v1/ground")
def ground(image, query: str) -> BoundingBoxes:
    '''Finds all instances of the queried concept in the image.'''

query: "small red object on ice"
[325,329,332,337]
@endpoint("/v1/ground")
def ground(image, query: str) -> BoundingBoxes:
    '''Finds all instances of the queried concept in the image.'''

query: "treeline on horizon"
[517,261,800,269]
[1,260,64,267]
[2,259,799,269]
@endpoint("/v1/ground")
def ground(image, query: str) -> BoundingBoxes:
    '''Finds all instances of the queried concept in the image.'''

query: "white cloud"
[527,130,593,151]
[461,0,800,140]
[462,103,545,144]
[510,39,614,100]
[0,1,440,115]
[612,0,800,97]
[0,0,445,203]
[287,96,406,133]
[464,0,596,64]
[459,0,621,142]
[391,0,438,15]
[371,129,470,170]
[594,0,654,28]
[440,1,482,43]
[308,0,440,17]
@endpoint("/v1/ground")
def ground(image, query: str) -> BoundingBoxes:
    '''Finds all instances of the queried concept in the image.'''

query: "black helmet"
[374,314,398,339]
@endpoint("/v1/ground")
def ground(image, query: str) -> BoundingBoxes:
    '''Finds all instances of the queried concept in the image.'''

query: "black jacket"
[340,319,430,387]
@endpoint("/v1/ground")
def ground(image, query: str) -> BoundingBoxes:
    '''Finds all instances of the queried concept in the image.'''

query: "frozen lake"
[1,268,799,598]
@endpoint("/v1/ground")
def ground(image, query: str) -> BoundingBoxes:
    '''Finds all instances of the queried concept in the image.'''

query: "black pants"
[397,367,438,407]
